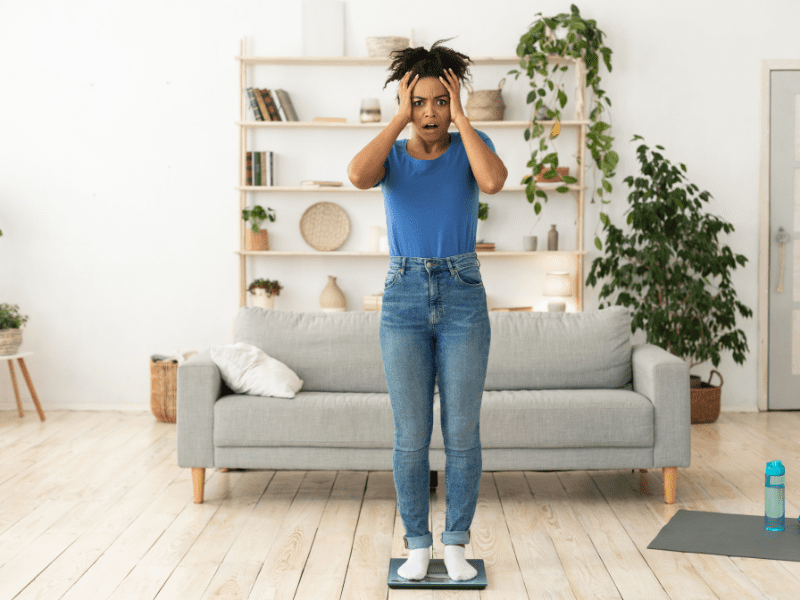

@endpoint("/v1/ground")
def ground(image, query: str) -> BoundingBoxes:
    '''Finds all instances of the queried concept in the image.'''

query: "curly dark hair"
[383,38,472,90]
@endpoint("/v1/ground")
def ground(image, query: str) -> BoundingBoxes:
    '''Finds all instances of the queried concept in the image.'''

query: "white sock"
[444,544,477,581]
[397,547,430,580]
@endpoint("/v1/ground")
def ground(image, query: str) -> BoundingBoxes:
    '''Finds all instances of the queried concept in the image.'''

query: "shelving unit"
[236,36,589,311]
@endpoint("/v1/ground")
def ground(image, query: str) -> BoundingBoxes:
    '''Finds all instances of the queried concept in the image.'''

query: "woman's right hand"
[396,71,419,126]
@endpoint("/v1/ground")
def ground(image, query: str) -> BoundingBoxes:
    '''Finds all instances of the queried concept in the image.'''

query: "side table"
[2,352,45,421]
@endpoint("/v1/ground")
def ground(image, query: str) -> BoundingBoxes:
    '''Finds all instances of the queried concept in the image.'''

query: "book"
[254,91,270,124]
[301,180,342,187]
[246,152,253,185]
[245,88,264,121]
[273,89,298,121]
[254,151,261,186]
[260,89,282,121]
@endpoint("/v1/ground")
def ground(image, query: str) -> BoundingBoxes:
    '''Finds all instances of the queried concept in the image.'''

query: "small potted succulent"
[0,303,28,356]
[476,201,489,244]
[242,205,276,251]
[247,278,283,309]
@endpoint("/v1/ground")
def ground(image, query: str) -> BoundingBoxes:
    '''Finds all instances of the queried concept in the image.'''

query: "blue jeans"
[379,252,491,550]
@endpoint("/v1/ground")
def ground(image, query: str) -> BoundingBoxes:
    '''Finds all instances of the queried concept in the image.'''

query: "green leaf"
[557,186,569,193]
[600,212,610,227]
[534,201,542,215]
[602,179,612,193]
[595,236,602,250]
[561,175,578,184]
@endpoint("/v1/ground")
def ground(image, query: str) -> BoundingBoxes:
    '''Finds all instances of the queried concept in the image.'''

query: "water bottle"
[765,460,785,531]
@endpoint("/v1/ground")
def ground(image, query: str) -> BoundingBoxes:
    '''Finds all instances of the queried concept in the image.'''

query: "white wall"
[1,0,796,412]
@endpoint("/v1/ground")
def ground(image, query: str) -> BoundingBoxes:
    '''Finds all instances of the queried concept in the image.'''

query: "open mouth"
[423,123,439,130]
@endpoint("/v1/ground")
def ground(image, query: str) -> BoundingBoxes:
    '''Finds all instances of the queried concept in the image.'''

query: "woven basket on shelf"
[0,328,22,356]
[150,359,178,423]
[690,369,723,424]
[465,79,506,121]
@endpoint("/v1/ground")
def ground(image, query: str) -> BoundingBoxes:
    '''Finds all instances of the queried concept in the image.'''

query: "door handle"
[776,227,790,293]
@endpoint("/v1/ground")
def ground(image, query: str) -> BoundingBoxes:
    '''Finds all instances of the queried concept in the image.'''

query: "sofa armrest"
[177,348,224,468]
[631,343,691,469]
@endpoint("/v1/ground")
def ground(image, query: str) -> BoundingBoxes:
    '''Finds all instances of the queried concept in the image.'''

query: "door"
[769,70,800,409]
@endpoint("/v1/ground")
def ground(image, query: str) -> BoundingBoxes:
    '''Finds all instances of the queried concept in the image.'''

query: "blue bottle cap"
[766,460,785,476]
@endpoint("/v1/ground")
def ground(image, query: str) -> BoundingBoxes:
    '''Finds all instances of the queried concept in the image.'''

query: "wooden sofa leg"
[663,467,677,504]
[192,468,205,504]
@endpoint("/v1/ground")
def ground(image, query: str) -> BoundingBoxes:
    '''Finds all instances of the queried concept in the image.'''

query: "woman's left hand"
[439,68,467,127]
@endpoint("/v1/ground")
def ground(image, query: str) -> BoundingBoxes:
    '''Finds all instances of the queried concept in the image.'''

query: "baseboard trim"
[0,401,150,412]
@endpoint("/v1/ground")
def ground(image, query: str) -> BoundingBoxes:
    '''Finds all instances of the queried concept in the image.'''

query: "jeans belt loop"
[400,256,406,276]
[403,535,409,549]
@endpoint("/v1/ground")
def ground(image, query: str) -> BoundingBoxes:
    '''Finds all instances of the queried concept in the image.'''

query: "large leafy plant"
[510,4,617,249]
[586,136,753,372]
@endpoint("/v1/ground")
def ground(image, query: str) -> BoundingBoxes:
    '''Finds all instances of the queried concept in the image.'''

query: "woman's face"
[408,76,451,141]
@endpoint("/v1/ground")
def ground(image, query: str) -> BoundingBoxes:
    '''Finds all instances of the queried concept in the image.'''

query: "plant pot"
[245,228,269,251]
[690,369,723,424]
[251,289,276,309]
[0,328,22,356]
[523,235,538,251]
[535,166,569,183]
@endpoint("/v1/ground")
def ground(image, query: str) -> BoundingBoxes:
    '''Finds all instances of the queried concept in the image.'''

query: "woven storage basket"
[465,79,506,121]
[690,369,723,424]
[366,36,409,58]
[150,359,178,423]
[0,328,22,356]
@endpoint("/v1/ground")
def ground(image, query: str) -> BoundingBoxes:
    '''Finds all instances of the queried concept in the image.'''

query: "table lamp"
[544,271,572,312]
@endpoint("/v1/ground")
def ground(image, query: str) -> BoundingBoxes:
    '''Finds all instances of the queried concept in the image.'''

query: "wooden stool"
[2,352,45,421]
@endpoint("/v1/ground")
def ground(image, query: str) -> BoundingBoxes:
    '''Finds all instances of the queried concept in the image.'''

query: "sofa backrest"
[482,306,632,391]
[233,305,632,393]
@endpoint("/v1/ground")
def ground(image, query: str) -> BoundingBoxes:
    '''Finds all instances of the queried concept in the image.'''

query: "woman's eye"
[438,99,447,106]
[413,101,422,106]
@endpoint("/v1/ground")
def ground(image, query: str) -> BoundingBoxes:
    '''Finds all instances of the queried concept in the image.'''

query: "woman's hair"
[383,38,472,89]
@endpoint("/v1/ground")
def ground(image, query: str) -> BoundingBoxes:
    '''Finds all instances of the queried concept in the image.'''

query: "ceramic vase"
[320,276,346,312]
[548,224,559,251]
[523,235,538,251]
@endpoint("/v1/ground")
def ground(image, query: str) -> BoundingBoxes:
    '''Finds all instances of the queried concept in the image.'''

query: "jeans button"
[426,261,432,267]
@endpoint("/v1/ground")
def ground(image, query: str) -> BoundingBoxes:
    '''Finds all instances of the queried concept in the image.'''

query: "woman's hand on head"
[396,71,419,126]
[439,68,467,127]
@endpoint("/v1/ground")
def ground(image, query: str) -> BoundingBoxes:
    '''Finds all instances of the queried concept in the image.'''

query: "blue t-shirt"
[377,130,495,259]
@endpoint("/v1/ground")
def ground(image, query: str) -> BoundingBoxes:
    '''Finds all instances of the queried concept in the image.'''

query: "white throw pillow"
[209,342,303,398]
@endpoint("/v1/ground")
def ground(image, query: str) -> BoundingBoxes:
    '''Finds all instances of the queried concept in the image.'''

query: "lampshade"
[543,272,573,297]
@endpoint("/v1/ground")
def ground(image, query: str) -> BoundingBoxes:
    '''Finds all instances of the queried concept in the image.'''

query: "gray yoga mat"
[648,510,800,562]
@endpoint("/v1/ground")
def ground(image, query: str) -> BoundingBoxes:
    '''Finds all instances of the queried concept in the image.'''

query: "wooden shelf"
[235,185,587,193]
[236,55,578,66]
[237,120,590,129]
[237,250,588,257]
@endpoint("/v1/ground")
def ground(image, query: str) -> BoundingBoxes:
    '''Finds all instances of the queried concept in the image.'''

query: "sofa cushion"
[213,388,653,449]
[234,308,387,393]
[484,306,632,391]
[209,342,304,398]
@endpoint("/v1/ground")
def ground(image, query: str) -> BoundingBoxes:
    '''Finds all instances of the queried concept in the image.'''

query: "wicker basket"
[150,359,178,423]
[0,328,22,356]
[366,36,409,58]
[690,369,723,424]
[465,79,506,121]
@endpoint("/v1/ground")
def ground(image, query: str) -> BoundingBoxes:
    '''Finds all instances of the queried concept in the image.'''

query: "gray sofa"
[177,305,690,504]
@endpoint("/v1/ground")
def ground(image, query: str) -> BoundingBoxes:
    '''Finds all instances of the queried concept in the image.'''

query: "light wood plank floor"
[2,409,799,599]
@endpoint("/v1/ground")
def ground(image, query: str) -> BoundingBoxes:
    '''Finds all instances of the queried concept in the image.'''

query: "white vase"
[251,289,276,309]
[476,219,485,244]
[320,275,346,312]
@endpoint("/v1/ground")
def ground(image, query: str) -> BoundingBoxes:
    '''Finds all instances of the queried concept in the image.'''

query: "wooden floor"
[1,410,800,600]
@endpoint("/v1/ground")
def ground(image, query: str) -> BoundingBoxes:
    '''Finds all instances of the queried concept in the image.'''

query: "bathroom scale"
[387,558,487,589]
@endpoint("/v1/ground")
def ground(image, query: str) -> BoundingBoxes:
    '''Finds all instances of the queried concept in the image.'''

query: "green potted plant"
[0,303,29,356]
[510,4,617,251]
[585,136,753,423]
[247,278,283,309]
[476,201,489,245]
[242,205,276,251]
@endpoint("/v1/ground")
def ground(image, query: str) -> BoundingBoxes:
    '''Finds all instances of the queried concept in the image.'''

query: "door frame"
[758,60,800,411]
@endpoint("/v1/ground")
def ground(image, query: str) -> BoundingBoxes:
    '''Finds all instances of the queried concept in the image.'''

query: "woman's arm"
[347,72,418,189]
[440,69,508,195]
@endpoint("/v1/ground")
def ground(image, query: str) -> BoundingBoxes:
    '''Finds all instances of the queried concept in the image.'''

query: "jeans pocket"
[384,269,400,291]
[454,264,483,287]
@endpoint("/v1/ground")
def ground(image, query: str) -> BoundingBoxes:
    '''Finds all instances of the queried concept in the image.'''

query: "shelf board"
[237,250,587,257]
[236,185,586,193]
[236,55,578,66]
[236,120,589,129]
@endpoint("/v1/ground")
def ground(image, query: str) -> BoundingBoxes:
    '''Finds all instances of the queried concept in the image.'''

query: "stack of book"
[246,88,298,121]
[475,242,495,251]
[246,151,273,186]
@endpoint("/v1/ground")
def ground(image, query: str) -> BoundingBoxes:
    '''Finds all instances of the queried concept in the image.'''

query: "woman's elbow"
[480,169,507,195]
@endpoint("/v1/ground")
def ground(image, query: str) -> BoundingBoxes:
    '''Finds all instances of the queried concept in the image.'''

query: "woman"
[348,39,507,582]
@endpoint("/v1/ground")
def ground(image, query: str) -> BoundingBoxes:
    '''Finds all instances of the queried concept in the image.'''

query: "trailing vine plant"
[509,4,617,250]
